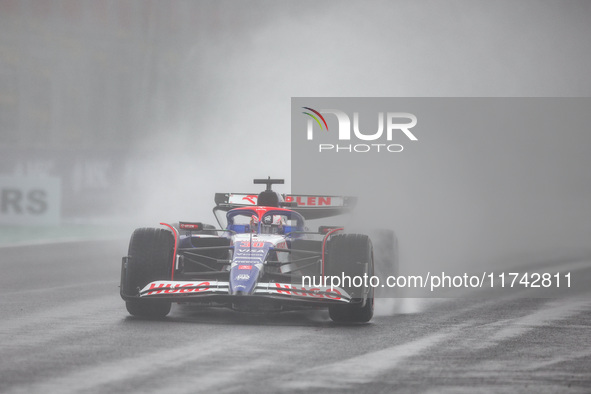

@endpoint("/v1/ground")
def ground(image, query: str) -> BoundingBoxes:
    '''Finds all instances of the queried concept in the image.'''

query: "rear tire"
[325,234,374,323]
[121,228,174,319]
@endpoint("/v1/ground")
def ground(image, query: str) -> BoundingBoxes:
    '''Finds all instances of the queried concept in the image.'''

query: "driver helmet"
[260,215,285,234]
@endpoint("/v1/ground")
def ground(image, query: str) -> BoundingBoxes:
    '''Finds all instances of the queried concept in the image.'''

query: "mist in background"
[1,0,590,273]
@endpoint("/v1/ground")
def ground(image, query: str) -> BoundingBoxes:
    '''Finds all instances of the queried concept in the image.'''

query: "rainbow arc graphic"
[302,107,329,131]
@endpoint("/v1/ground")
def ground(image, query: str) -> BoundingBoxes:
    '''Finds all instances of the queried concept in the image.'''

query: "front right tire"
[325,234,374,323]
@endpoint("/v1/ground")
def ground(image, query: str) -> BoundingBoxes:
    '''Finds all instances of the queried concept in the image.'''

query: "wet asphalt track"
[1,239,590,393]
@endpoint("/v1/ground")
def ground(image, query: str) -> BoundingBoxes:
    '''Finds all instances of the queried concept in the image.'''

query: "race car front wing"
[135,280,352,304]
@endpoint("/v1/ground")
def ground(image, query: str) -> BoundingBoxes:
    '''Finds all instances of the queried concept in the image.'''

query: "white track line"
[472,298,591,350]
[0,236,126,249]
[279,327,464,390]
[4,329,305,394]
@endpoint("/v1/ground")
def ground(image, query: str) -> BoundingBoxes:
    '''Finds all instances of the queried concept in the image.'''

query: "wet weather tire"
[121,227,174,319]
[325,234,374,323]
[125,299,171,318]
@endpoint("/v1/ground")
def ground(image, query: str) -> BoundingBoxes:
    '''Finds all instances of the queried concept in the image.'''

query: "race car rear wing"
[213,192,357,219]
[285,194,357,219]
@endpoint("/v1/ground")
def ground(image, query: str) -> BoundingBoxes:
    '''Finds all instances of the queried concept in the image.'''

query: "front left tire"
[121,227,174,319]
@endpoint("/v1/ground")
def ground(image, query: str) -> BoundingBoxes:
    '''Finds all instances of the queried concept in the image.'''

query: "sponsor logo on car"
[238,265,253,270]
[237,249,265,254]
[235,257,264,263]
[145,281,210,295]
[242,195,258,204]
[273,283,342,300]
[239,241,265,248]
[179,222,202,230]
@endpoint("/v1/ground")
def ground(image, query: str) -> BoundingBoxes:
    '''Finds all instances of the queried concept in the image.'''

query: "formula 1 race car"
[120,178,396,323]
